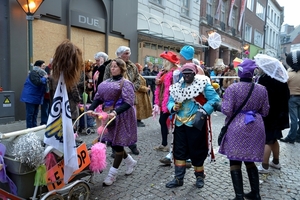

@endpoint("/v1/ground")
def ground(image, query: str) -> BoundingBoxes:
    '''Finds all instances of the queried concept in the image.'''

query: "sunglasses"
[182,73,194,77]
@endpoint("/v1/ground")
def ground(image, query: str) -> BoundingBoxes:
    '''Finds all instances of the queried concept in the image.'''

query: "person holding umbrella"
[253,54,290,178]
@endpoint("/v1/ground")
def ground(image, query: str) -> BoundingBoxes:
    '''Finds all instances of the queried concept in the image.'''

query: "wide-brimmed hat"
[160,51,180,64]
[237,59,257,79]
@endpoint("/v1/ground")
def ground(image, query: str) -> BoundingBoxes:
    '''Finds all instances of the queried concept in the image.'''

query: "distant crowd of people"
[20,40,300,199]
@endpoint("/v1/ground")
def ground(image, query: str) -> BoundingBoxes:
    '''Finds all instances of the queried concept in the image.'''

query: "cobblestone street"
[0,112,299,199]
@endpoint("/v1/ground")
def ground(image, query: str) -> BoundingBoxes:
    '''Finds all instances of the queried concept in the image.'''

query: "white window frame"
[181,0,190,17]
[247,0,254,11]
[256,2,265,20]
[245,23,252,42]
[254,30,263,48]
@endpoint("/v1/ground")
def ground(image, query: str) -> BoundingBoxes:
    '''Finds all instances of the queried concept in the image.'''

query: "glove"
[152,104,160,119]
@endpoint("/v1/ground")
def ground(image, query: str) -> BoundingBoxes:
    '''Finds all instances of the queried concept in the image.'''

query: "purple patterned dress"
[94,78,137,146]
[219,82,269,162]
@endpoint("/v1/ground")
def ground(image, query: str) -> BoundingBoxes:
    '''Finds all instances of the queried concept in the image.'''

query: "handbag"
[103,78,124,127]
[193,110,207,131]
[218,83,255,146]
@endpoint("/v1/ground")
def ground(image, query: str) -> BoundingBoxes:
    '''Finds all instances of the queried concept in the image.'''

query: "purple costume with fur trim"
[219,82,269,162]
[94,78,137,146]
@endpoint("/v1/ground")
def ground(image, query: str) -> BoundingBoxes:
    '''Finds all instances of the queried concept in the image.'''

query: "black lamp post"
[16,0,44,71]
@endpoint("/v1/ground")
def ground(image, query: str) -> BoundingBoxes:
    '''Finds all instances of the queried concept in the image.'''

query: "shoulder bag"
[218,83,255,146]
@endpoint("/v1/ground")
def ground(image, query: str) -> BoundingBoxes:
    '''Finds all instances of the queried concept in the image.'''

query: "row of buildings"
[0,0,295,120]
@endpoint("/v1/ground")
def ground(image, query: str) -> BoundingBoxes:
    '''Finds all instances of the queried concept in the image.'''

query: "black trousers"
[173,124,208,167]
[159,112,170,146]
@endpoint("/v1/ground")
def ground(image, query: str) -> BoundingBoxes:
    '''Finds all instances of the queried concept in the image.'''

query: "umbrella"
[208,32,222,49]
[254,54,288,83]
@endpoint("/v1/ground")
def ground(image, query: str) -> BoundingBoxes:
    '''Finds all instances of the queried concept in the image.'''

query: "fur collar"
[169,75,210,103]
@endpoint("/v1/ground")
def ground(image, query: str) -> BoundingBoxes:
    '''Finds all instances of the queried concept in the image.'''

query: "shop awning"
[138,12,208,48]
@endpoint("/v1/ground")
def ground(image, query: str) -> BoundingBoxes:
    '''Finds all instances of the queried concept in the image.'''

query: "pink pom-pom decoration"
[89,142,107,173]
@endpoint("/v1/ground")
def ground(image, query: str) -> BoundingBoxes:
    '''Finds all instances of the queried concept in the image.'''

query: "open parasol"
[254,54,289,83]
[208,32,222,50]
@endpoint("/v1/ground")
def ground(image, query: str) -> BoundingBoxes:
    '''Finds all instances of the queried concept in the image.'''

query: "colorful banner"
[44,73,79,184]
[238,0,247,31]
[228,0,236,27]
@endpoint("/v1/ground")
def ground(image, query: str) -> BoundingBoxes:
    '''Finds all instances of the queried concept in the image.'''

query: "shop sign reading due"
[79,15,99,27]
[71,10,105,32]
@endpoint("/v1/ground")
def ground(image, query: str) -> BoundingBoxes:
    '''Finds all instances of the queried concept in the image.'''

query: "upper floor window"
[207,0,213,16]
[247,0,254,11]
[256,2,265,20]
[150,0,162,5]
[231,7,237,27]
[245,24,252,42]
[271,10,273,22]
[254,30,263,48]
[181,0,190,17]
[220,1,225,22]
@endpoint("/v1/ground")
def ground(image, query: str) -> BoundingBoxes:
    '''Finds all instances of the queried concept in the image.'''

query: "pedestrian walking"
[253,54,290,174]
[135,63,152,127]
[218,59,270,200]
[20,60,48,128]
[88,58,137,186]
[280,50,300,143]
[103,46,140,156]
[165,63,220,188]
[153,51,179,152]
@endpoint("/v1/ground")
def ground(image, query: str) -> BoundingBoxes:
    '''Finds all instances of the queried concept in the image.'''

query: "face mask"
[182,73,195,84]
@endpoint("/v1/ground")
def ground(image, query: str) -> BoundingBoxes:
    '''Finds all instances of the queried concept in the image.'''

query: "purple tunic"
[94,78,137,146]
[219,82,269,162]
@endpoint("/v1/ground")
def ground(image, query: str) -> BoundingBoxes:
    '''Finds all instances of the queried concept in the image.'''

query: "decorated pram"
[0,111,113,200]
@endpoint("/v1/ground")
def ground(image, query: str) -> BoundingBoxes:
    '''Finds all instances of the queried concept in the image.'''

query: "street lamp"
[16,0,44,71]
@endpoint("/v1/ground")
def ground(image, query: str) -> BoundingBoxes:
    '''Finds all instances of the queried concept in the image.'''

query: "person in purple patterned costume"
[88,58,137,186]
[219,59,269,200]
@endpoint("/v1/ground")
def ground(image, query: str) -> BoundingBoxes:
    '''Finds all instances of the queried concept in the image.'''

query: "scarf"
[154,68,176,113]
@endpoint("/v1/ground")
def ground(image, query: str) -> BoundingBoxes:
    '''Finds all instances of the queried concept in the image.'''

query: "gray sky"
[276,0,299,26]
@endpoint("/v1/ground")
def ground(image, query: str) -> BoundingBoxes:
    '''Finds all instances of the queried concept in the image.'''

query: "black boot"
[194,171,205,188]
[244,167,261,200]
[230,169,244,200]
[129,143,140,155]
[166,166,186,188]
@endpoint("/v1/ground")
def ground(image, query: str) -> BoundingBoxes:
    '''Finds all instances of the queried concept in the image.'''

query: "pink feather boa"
[154,69,175,113]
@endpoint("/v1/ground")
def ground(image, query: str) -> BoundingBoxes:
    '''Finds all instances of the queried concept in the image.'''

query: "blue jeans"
[25,103,39,128]
[40,98,50,125]
[286,96,300,141]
